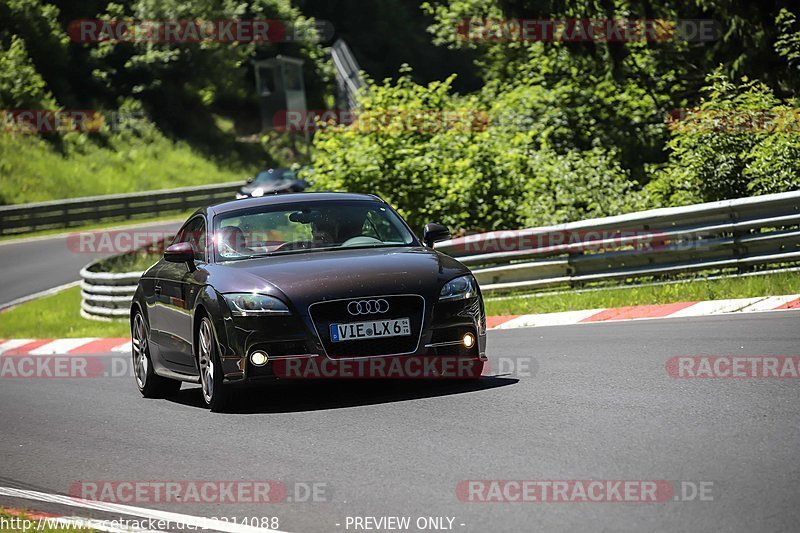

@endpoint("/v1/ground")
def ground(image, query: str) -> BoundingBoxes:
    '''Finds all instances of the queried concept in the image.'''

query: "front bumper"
[217,294,487,383]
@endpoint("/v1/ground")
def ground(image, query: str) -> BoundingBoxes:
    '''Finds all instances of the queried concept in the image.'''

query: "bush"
[0,34,55,109]
[310,70,644,233]
[516,147,642,227]
[647,71,800,207]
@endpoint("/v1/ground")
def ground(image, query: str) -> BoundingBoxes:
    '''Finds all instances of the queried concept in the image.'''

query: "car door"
[151,216,208,370]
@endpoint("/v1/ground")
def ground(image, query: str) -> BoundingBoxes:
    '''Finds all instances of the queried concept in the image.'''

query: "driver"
[310,208,368,245]
[217,226,249,255]
[311,213,338,246]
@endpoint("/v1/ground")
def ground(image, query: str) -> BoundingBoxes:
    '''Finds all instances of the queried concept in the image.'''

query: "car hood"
[205,246,469,312]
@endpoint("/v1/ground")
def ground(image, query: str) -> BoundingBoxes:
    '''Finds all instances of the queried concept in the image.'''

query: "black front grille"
[309,295,425,358]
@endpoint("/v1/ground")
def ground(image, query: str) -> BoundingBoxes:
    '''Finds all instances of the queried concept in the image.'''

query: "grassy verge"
[484,271,800,316]
[0,508,95,532]
[91,249,162,273]
[0,286,128,338]
[0,129,250,205]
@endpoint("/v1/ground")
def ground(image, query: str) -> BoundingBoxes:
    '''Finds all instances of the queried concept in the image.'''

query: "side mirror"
[423,223,451,248]
[164,242,195,268]
[246,177,254,184]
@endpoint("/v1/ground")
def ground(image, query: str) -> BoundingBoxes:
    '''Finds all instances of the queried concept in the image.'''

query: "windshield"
[253,169,295,183]
[214,200,416,261]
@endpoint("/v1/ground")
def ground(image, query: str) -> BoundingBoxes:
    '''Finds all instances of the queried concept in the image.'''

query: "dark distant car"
[236,168,308,199]
[130,193,487,411]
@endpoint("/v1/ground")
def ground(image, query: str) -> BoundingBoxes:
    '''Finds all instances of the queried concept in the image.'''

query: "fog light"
[250,351,269,366]
[463,333,475,348]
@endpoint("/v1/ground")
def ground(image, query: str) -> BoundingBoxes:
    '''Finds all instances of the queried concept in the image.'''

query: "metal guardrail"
[0,181,245,236]
[436,191,800,294]
[78,190,800,320]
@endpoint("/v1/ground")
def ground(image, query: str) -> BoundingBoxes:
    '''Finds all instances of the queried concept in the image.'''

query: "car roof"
[205,192,383,217]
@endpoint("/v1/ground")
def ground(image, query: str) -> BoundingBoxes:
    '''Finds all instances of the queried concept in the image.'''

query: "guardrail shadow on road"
[163,377,518,414]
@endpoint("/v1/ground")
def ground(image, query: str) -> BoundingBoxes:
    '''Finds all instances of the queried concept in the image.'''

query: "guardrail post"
[730,201,749,274]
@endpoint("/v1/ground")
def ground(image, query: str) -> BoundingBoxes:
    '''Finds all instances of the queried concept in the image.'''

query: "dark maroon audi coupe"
[131,193,487,411]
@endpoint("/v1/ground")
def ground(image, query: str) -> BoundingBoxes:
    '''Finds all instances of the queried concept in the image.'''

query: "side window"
[177,217,207,262]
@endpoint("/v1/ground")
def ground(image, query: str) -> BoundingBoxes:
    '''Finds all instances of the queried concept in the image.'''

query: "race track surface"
[0,221,182,308]
[1,311,799,532]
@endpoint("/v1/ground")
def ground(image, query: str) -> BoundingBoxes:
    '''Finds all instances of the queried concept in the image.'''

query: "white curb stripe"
[738,294,800,312]
[112,341,133,353]
[0,339,35,355]
[495,309,603,329]
[0,486,292,533]
[490,294,800,330]
[668,297,766,318]
[28,338,99,355]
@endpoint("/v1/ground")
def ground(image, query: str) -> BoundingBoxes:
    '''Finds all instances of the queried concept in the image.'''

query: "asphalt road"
[1,311,799,532]
[0,220,183,308]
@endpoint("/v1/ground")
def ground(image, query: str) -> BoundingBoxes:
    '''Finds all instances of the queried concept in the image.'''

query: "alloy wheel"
[132,314,148,390]
[198,318,215,404]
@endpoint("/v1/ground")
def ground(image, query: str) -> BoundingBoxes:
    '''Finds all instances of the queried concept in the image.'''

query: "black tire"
[197,316,231,412]
[132,311,181,398]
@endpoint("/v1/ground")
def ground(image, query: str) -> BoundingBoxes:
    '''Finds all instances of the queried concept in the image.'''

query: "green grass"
[91,249,162,273]
[0,129,250,204]
[484,271,800,316]
[0,286,128,338]
[0,509,96,532]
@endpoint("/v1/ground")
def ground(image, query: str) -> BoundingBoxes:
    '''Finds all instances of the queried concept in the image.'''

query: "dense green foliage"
[0,112,246,204]
[310,1,800,232]
[647,71,800,207]
[311,70,643,231]
[0,0,329,203]
[3,0,800,229]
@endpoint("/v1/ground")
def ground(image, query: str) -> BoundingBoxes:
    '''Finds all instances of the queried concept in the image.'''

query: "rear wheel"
[132,312,181,398]
[198,316,230,412]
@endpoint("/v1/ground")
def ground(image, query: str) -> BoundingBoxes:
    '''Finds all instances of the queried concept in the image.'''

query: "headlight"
[223,293,291,316]
[439,275,477,302]
[251,187,265,197]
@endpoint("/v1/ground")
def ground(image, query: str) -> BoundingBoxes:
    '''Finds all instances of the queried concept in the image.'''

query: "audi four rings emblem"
[348,299,390,315]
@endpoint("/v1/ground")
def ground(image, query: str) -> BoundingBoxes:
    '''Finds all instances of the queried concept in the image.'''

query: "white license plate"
[330,318,411,342]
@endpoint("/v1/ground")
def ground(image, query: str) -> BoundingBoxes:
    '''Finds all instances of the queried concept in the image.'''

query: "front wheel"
[132,312,181,398]
[198,316,231,412]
